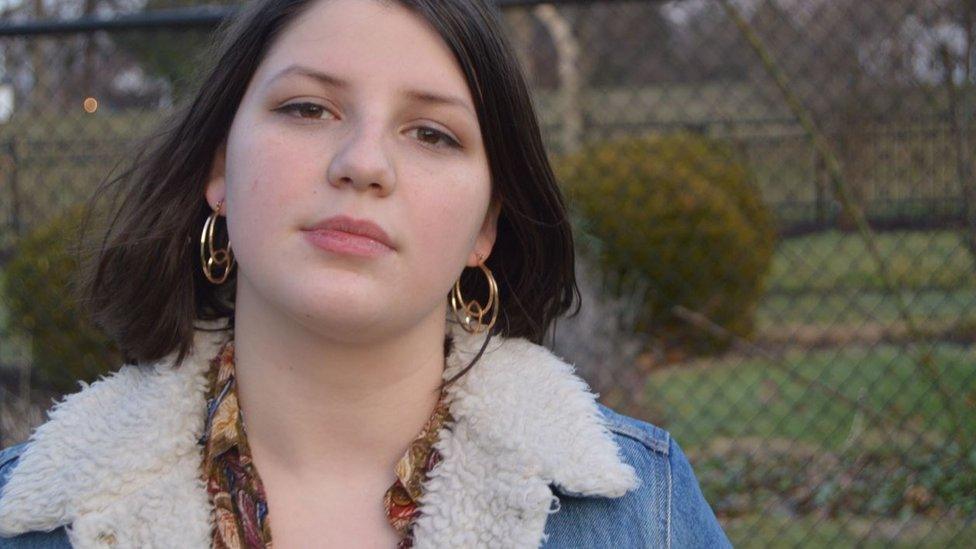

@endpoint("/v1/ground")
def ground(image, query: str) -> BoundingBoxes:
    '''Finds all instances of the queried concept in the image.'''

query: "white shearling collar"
[0,314,638,547]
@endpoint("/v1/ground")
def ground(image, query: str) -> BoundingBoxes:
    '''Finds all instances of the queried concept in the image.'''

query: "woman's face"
[205,0,499,341]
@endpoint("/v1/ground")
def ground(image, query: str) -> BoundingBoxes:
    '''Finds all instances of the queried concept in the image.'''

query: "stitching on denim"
[666,438,673,549]
[597,404,671,455]
[607,424,670,455]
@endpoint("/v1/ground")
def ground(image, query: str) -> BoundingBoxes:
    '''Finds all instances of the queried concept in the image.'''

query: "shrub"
[2,204,118,393]
[555,132,777,354]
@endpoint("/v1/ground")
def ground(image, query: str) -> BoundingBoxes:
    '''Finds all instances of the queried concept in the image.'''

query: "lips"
[302,215,395,250]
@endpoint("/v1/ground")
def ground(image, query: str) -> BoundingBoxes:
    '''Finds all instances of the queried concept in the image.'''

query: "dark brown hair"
[80,0,581,387]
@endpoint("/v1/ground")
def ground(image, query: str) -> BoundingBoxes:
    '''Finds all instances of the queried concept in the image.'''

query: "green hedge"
[2,204,118,392]
[556,132,777,353]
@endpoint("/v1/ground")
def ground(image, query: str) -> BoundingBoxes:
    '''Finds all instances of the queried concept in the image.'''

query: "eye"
[275,101,334,120]
[412,126,462,150]
[274,102,461,150]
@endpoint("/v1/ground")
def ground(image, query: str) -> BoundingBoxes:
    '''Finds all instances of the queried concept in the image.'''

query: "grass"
[656,229,976,547]
[757,289,976,328]
[723,512,976,548]
[766,230,976,293]
[755,230,976,331]
[646,342,976,451]
[645,342,976,547]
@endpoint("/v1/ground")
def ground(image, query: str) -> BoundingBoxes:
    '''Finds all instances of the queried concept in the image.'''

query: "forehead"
[256,0,474,107]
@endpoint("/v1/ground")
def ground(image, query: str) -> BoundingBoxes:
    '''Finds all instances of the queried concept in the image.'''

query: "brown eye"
[413,126,461,150]
[276,102,332,120]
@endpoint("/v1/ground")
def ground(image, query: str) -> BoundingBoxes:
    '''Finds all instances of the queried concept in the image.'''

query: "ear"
[467,198,502,267]
[204,141,228,213]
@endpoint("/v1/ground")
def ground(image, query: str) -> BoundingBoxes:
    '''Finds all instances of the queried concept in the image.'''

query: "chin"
[289,297,393,335]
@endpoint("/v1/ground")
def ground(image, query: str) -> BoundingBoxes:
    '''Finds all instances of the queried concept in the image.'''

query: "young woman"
[0,0,731,547]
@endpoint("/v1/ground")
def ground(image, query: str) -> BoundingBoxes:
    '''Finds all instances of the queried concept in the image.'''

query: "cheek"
[407,177,489,269]
[222,126,319,256]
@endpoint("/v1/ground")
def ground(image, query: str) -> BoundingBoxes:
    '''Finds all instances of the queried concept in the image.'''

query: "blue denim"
[0,403,731,548]
[0,441,70,548]
[543,403,732,547]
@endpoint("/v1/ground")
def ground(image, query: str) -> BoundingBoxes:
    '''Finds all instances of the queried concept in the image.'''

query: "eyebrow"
[264,64,475,116]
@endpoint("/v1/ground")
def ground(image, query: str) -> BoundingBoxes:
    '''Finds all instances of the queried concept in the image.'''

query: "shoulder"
[0,442,71,548]
[1,442,73,548]
[0,441,29,493]
[594,401,671,455]
[542,403,733,548]
[0,442,28,530]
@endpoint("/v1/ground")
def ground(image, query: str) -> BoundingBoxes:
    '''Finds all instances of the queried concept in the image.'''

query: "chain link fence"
[1,0,974,546]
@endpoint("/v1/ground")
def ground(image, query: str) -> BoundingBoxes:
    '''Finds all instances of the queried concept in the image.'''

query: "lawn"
[645,343,976,452]
[757,230,976,330]
[722,512,976,548]
[757,289,976,329]
[766,230,975,293]
[645,230,975,546]
[645,342,976,547]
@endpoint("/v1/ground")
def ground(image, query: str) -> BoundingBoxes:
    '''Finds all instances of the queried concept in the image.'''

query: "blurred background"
[0,0,973,546]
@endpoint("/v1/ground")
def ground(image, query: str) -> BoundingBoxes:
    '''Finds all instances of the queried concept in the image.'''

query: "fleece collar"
[0,313,638,548]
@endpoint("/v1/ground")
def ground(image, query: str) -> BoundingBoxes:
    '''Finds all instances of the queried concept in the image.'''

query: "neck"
[230,277,448,482]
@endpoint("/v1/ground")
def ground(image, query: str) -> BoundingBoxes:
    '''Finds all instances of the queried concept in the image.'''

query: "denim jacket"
[0,317,731,548]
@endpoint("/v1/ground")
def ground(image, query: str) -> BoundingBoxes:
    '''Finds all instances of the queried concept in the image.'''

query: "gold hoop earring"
[451,254,499,334]
[200,199,235,284]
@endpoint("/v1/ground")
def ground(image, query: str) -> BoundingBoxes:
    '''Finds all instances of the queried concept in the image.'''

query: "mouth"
[303,216,394,257]
[302,228,394,257]
[303,214,396,251]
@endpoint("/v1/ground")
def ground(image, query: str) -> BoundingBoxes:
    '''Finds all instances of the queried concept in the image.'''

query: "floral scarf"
[198,339,453,548]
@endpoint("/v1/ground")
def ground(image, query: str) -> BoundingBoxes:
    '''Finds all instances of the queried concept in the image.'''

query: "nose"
[326,122,396,196]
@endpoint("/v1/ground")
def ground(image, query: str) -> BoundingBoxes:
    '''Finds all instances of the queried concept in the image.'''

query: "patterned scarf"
[198,339,453,548]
